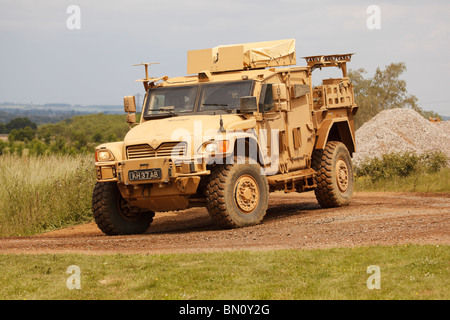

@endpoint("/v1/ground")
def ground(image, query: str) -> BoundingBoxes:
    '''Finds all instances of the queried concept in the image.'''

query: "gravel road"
[0,191,448,254]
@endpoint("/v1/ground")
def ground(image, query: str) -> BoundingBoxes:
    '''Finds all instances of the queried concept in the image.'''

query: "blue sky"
[0,0,449,116]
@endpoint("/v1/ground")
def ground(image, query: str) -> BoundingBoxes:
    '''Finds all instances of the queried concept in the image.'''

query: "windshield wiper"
[202,103,233,114]
[158,106,178,116]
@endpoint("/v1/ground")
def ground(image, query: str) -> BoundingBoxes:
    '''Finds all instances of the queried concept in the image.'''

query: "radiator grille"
[127,142,187,159]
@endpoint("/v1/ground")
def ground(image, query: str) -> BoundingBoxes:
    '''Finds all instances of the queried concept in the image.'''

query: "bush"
[0,140,6,155]
[355,151,448,181]
[421,151,449,173]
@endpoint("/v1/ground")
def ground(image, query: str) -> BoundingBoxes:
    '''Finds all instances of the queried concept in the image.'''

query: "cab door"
[271,73,315,172]
[257,83,288,174]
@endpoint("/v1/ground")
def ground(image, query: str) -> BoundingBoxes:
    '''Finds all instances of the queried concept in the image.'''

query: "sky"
[0,0,449,116]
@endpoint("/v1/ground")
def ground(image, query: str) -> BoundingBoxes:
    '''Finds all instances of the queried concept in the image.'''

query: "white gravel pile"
[352,108,450,165]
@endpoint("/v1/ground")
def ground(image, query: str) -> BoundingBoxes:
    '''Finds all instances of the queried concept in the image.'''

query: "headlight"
[205,143,218,154]
[95,149,115,161]
[200,140,230,155]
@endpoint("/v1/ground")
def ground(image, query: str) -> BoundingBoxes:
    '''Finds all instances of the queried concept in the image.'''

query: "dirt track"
[0,191,449,255]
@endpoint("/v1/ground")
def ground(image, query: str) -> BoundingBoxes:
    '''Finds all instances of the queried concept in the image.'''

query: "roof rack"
[302,53,354,77]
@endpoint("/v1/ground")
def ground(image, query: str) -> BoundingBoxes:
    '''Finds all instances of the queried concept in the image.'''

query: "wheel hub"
[234,175,259,213]
[336,158,349,192]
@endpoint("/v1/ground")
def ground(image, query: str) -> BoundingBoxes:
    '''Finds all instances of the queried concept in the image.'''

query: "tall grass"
[355,168,450,193]
[0,154,96,236]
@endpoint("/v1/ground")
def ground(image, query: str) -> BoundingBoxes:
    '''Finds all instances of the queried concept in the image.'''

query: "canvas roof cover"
[187,39,296,74]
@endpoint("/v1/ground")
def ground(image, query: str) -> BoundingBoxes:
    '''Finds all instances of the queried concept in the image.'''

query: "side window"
[259,83,274,112]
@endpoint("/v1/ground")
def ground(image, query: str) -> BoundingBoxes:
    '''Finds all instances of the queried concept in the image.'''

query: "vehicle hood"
[123,114,251,148]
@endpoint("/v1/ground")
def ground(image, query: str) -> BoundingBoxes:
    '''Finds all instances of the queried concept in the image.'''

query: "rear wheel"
[312,141,354,208]
[92,182,155,235]
[206,159,269,228]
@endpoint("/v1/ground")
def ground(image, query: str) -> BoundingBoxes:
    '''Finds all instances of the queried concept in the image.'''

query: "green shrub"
[355,151,448,182]
[0,140,6,155]
[421,151,449,173]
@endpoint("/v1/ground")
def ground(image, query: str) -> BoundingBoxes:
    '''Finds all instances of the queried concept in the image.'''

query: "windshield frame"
[142,80,255,120]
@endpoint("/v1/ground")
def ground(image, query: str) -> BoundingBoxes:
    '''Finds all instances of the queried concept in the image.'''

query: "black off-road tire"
[206,160,269,228]
[312,141,354,208]
[92,182,155,235]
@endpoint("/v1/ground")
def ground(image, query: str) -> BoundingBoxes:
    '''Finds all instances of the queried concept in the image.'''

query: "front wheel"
[312,141,354,208]
[206,160,269,228]
[92,182,155,235]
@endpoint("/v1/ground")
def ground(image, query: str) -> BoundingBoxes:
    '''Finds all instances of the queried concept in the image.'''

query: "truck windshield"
[144,85,198,116]
[142,80,254,117]
[200,81,254,112]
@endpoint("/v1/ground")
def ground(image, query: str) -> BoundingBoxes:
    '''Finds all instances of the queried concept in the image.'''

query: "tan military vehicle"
[92,39,358,235]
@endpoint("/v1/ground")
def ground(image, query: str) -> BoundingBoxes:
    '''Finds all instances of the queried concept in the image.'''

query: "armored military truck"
[92,39,358,235]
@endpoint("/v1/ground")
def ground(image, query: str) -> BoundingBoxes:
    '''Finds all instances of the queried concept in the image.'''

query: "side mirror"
[124,95,136,126]
[126,113,136,125]
[124,95,136,113]
[240,96,258,114]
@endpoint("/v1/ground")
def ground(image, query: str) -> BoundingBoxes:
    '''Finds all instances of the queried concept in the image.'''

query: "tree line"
[0,113,132,156]
[0,117,37,135]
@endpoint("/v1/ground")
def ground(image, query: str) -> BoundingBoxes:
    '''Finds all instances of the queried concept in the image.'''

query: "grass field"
[355,167,450,193]
[0,154,96,236]
[0,245,447,300]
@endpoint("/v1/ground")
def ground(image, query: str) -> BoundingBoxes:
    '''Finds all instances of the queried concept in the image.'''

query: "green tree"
[107,132,119,142]
[92,131,103,143]
[0,140,6,155]
[72,131,87,150]
[349,62,441,128]
[29,139,47,156]
[50,137,67,154]
[7,126,36,142]
[5,117,37,132]
[8,129,18,142]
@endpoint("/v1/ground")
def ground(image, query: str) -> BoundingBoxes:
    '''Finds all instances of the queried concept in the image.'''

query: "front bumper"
[95,157,209,185]
[95,157,210,212]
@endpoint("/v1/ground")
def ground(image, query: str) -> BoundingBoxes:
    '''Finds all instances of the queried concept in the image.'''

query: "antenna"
[133,62,168,90]
[133,62,160,81]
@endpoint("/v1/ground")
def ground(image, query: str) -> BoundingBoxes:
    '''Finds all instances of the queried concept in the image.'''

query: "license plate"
[128,168,162,181]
